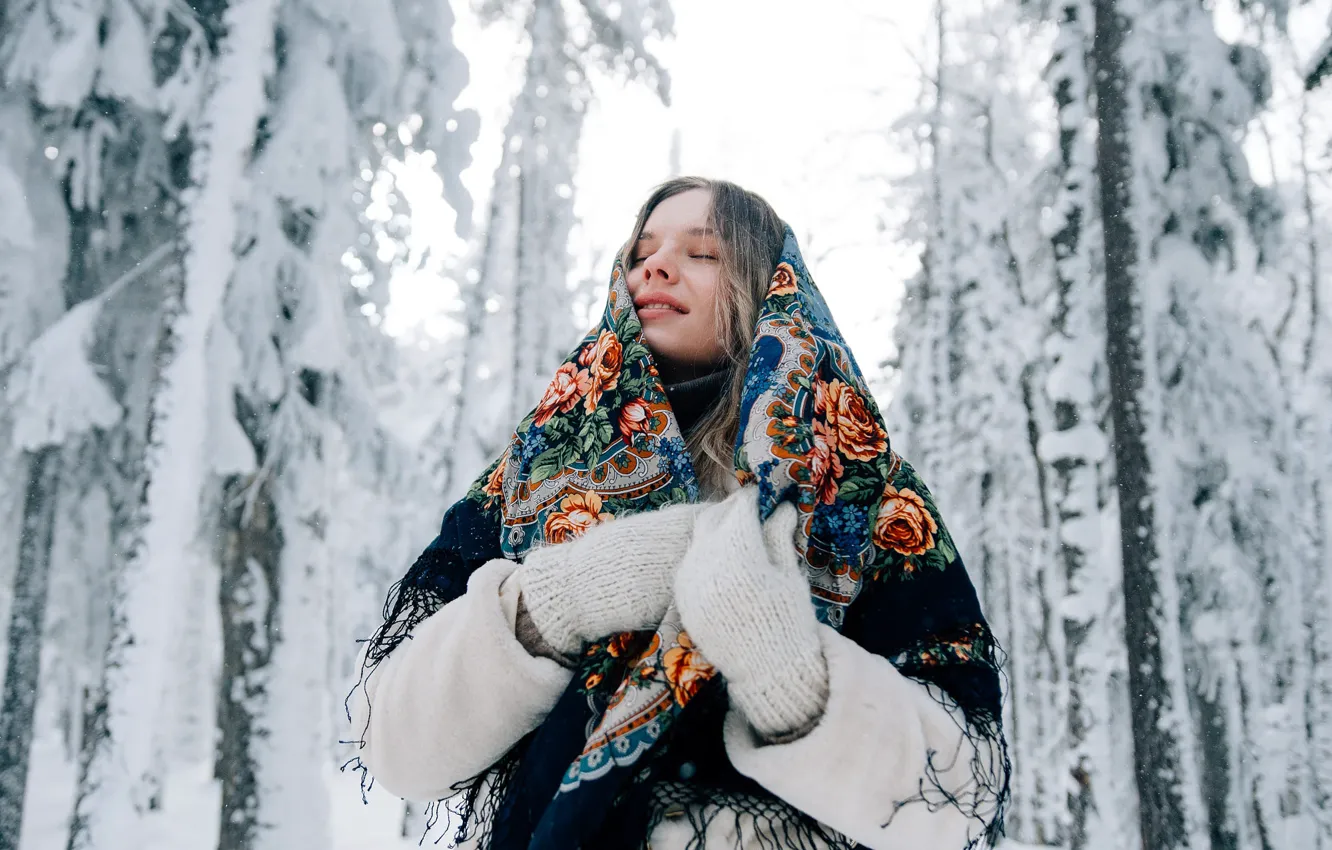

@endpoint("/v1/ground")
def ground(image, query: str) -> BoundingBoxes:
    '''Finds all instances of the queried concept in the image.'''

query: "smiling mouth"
[636,300,688,314]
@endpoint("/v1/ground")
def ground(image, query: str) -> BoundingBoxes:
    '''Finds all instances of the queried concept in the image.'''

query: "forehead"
[641,189,713,237]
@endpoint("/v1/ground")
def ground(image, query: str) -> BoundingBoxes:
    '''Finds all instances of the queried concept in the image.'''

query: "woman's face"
[626,188,726,382]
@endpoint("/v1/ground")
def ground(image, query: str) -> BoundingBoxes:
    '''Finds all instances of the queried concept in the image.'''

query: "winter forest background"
[0,0,1330,848]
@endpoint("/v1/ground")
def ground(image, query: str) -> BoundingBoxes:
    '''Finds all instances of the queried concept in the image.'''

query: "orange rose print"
[544,491,612,544]
[534,362,592,427]
[814,377,886,462]
[585,673,603,689]
[636,632,662,662]
[873,484,938,558]
[578,330,623,412]
[482,459,506,505]
[662,632,714,706]
[606,632,637,658]
[769,262,798,296]
[580,330,624,380]
[618,397,653,441]
[808,421,845,506]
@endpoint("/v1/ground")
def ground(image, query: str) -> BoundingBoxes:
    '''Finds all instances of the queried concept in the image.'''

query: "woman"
[346,178,1010,850]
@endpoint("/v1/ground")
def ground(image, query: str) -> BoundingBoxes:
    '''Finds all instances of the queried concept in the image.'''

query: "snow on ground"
[18,730,76,850]
[19,727,424,850]
[21,749,221,850]
[329,766,430,850]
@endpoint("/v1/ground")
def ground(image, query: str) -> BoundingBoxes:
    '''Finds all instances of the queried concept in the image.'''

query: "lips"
[634,293,688,314]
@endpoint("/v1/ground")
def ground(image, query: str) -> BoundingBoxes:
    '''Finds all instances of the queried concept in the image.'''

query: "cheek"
[693,274,722,331]
[687,274,725,356]
[626,268,645,293]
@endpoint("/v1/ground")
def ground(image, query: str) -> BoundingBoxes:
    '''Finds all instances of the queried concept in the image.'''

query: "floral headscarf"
[350,228,1009,850]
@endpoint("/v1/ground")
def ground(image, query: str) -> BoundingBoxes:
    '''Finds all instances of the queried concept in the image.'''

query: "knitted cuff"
[518,556,587,657]
[514,591,580,668]
[725,637,830,742]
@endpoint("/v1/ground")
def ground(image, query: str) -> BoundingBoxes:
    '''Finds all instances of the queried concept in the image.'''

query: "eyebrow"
[637,227,717,241]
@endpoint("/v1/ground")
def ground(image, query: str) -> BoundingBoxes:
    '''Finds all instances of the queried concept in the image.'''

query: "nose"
[643,247,677,283]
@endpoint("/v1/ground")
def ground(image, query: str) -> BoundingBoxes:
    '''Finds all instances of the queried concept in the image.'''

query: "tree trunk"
[1195,682,1240,850]
[1045,4,1115,847]
[217,466,333,850]
[1308,529,1332,843]
[503,0,580,424]
[918,0,950,471]
[66,1,278,843]
[216,473,281,850]
[402,801,420,838]
[509,167,533,426]
[1015,364,1065,845]
[1298,104,1322,374]
[216,372,332,850]
[1297,67,1332,847]
[255,483,334,850]
[0,446,62,850]
[66,255,187,850]
[1092,2,1197,847]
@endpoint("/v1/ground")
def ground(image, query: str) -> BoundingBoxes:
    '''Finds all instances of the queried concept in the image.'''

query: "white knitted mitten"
[675,487,829,742]
[519,502,704,657]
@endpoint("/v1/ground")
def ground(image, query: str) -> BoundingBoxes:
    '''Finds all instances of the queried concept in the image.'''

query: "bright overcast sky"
[390,1,935,381]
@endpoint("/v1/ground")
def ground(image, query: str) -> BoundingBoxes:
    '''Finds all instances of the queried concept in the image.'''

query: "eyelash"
[630,252,717,266]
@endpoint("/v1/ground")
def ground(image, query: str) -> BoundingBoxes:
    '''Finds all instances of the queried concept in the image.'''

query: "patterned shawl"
[349,229,1009,849]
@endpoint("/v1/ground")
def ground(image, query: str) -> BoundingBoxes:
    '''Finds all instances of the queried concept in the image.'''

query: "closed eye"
[690,254,718,260]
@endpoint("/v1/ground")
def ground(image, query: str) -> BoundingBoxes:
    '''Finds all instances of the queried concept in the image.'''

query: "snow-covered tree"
[1034,2,1138,847]
[444,0,673,498]
[891,1,1326,848]
[1278,16,1332,840]
[209,1,476,847]
[1,0,477,843]
[0,94,72,850]
[1236,10,1332,836]
[1088,1,1322,847]
[1128,4,1326,846]
[64,0,280,845]
[1092,5,1205,835]
[0,283,123,850]
[886,2,1110,844]
[0,3,193,844]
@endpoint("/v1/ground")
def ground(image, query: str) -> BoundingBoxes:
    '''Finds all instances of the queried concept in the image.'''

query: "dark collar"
[663,367,731,437]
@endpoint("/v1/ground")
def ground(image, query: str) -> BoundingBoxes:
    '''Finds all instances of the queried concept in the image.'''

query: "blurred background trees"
[0,0,1328,848]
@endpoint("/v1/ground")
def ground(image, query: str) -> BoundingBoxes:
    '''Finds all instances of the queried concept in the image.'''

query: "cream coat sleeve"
[347,558,574,802]
[723,625,1001,850]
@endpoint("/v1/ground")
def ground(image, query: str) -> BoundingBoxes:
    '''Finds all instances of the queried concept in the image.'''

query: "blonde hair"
[619,177,787,494]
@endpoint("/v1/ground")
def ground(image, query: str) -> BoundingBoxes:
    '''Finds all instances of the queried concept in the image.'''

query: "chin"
[641,329,675,357]
[641,330,720,376]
